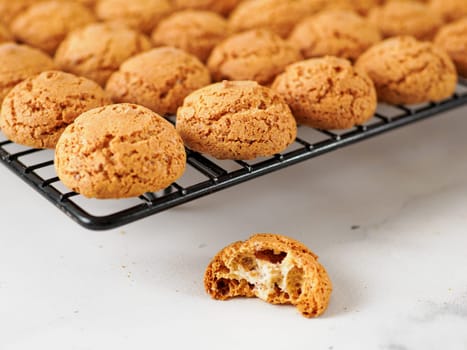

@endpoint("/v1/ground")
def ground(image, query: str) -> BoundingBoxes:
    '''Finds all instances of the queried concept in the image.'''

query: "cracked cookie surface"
[355,36,457,105]
[0,71,110,149]
[55,103,186,199]
[204,233,332,318]
[106,47,211,116]
[272,56,377,129]
[176,81,297,160]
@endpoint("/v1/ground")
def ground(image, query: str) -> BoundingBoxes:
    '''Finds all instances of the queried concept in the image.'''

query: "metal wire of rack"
[1,80,467,230]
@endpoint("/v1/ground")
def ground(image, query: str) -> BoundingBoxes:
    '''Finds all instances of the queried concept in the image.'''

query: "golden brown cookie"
[355,36,457,105]
[151,10,229,63]
[289,10,382,62]
[229,0,318,38]
[55,23,152,86]
[176,81,297,160]
[172,0,242,16]
[207,29,302,85]
[0,21,11,43]
[95,0,173,34]
[11,1,96,55]
[106,47,211,116]
[204,233,333,318]
[0,43,55,105]
[0,71,110,149]
[272,56,377,130]
[0,0,38,26]
[434,18,467,77]
[55,103,186,199]
[75,0,97,8]
[429,0,467,22]
[368,1,443,40]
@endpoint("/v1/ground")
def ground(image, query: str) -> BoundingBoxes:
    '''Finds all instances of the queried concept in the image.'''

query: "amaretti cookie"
[176,81,297,160]
[272,56,377,129]
[172,0,241,16]
[55,103,186,199]
[152,10,229,63]
[207,29,302,85]
[429,0,467,23]
[55,23,152,86]
[0,43,55,104]
[106,47,211,115]
[96,0,173,34]
[204,233,333,318]
[11,1,96,55]
[289,10,381,61]
[368,1,443,40]
[229,0,318,38]
[0,71,110,149]
[355,36,457,105]
[434,18,467,78]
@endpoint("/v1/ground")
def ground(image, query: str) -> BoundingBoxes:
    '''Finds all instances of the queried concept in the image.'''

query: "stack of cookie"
[0,0,465,198]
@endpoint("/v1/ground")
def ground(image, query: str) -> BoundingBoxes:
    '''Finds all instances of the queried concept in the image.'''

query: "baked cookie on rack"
[106,47,211,116]
[272,56,377,130]
[11,0,96,55]
[289,10,381,62]
[55,103,186,199]
[204,233,333,318]
[171,0,242,16]
[55,23,152,86]
[176,81,297,160]
[355,36,457,105]
[434,17,467,78]
[207,29,302,85]
[429,0,467,23]
[0,71,110,149]
[0,43,55,105]
[151,10,229,63]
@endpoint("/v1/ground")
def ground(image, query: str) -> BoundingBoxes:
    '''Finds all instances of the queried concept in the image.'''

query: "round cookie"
[176,80,297,160]
[151,10,229,63]
[429,0,467,22]
[271,56,377,130]
[0,71,110,149]
[11,1,96,55]
[0,43,55,105]
[172,0,242,16]
[55,23,152,86]
[207,29,302,85]
[355,36,457,105]
[229,0,318,38]
[106,47,211,116]
[434,18,467,78]
[368,1,443,40]
[55,103,186,199]
[95,0,173,34]
[289,10,381,62]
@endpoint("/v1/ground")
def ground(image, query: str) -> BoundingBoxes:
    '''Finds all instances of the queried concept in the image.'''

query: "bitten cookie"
[55,103,186,199]
[289,10,381,61]
[176,81,297,160]
[106,47,211,116]
[96,0,173,34]
[11,0,96,55]
[207,29,302,85]
[0,43,55,105]
[272,56,377,130]
[229,0,318,38]
[0,71,110,149]
[151,10,229,63]
[204,233,333,318]
[171,0,242,16]
[368,1,443,40]
[434,18,467,78]
[55,23,152,86]
[355,36,457,105]
[429,0,467,23]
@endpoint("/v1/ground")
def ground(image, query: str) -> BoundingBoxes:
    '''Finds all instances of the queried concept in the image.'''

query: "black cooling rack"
[1,81,467,230]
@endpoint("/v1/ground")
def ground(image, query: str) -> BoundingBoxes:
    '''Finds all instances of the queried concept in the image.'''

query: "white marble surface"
[1,107,467,350]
